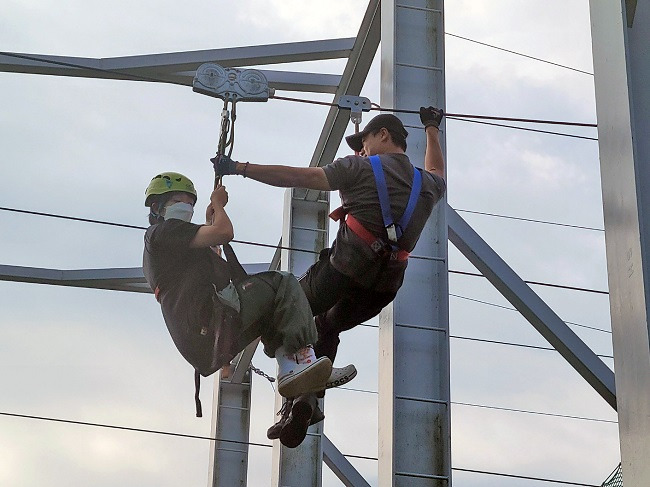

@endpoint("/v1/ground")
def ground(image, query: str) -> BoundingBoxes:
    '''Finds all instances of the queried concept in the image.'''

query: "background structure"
[0,1,624,486]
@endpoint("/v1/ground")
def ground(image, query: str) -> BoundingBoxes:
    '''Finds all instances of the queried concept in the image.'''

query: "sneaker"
[325,364,357,389]
[267,399,292,440]
[279,393,318,448]
[267,398,325,441]
[277,356,332,398]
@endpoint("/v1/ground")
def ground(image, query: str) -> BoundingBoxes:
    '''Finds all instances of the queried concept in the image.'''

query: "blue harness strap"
[368,154,422,247]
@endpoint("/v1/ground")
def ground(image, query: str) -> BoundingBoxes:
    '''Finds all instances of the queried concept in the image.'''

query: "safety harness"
[330,155,422,261]
[153,243,248,417]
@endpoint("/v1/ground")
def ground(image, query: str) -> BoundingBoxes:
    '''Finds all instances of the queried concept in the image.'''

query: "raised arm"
[419,106,446,180]
[190,186,234,248]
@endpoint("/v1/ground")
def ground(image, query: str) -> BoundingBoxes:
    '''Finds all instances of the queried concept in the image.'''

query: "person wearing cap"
[142,171,353,448]
[214,107,446,444]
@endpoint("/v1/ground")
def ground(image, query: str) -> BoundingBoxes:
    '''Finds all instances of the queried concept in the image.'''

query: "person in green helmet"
[142,171,352,447]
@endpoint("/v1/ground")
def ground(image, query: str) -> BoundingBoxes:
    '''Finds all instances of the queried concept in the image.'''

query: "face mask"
[164,202,194,222]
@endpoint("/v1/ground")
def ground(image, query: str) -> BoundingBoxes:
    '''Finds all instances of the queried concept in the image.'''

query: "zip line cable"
[270,94,598,130]
[0,206,610,295]
[356,322,613,358]
[0,410,603,486]
[454,208,604,232]
[0,51,598,143]
[445,115,598,141]
[337,387,616,424]
[445,32,594,76]
[449,293,612,334]
[449,268,608,295]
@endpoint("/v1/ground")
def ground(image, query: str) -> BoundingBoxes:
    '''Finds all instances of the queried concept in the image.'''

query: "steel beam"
[590,0,650,484]
[379,2,450,486]
[271,188,329,487]
[322,435,372,487]
[0,263,267,293]
[447,206,617,408]
[0,46,346,93]
[303,0,381,201]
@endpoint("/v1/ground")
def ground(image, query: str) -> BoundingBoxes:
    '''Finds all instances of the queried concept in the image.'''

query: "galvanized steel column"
[379,1,450,486]
[208,370,252,487]
[271,187,330,487]
[589,1,650,485]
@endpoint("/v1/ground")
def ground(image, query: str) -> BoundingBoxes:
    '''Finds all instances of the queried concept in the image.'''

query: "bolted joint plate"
[338,95,371,124]
[193,63,270,103]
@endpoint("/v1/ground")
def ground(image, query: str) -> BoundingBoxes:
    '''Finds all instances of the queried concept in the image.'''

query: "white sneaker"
[326,364,357,389]
[277,347,332,398]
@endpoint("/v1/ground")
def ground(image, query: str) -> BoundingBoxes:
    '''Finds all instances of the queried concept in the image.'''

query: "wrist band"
[242,162,249,178]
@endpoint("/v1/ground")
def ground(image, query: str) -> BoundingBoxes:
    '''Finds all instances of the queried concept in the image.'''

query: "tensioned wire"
[0,47,598,142]
[0,410,603,487]
[0,205,609,296]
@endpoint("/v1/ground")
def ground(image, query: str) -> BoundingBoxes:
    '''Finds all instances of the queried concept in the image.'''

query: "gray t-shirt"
[323,153,446,291]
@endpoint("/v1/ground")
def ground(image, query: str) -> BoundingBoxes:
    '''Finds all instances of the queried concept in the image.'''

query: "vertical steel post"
[271,187,330,487]
[589,1,650,485]
[208,370,252,487]
[379,1,450,486]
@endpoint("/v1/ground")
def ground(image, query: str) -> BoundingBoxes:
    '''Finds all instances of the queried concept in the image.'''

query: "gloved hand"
[419,106,444,130]
[211,153,238,176]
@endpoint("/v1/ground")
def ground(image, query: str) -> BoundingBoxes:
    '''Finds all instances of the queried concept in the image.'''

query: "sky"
[0,1,621,486]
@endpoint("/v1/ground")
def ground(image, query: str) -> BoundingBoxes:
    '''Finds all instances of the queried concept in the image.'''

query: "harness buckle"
[386,224,398,244]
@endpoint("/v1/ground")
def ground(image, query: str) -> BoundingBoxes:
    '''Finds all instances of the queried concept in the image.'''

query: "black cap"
[345,113,408,152]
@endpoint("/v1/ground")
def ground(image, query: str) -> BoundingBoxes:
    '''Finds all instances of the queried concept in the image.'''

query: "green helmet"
[145,172,197,207]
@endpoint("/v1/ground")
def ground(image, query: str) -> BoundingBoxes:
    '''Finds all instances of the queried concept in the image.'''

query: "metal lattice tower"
[2,0,650,485]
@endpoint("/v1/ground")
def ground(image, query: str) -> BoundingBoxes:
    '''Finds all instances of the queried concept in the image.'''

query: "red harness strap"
[329,207,409,262]
[154,286,161,302]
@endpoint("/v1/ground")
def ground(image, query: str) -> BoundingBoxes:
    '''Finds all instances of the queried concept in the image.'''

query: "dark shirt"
[323,153,446,291]
[143,219,238,374]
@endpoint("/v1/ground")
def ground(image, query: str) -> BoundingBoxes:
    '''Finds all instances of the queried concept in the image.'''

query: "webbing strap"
[368,155,394,239]
[368,155,422,244]
[398,167,422,234]
[194,370,203,417]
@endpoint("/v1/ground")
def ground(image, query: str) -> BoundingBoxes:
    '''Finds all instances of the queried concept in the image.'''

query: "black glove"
[419,106,444,129]
[211,153,238,176]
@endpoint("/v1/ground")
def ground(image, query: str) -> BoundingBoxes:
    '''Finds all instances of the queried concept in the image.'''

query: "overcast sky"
[0,1,620,486]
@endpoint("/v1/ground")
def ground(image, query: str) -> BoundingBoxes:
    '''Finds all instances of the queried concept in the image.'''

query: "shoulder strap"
[397,167,422,236]
[368,155,422,244]
[368,155,397,242]
[222,243,248,284]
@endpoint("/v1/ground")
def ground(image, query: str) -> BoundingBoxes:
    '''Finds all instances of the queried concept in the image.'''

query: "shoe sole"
[279,400,313,448]
[325,368,358,389]
[278,358,332,398]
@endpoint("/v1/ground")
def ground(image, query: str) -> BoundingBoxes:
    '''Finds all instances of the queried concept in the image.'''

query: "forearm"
[190,207,233,248]
[234,162,298,187]
[424,126,445,179]
[233,162,330,191]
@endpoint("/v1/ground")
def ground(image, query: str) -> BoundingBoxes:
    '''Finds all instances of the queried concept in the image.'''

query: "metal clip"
[386,224,398,243]
[193,63,270,103]
[338,95,371,125]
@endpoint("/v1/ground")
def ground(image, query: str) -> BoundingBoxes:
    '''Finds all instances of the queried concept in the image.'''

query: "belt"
[329,207,409,262]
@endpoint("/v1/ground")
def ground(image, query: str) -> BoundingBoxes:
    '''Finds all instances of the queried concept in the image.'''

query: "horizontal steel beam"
[0,53,342,93]
[0,263,269,293]
[0,38,354,93]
